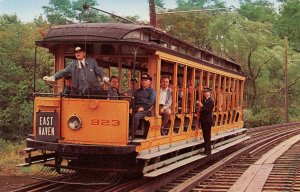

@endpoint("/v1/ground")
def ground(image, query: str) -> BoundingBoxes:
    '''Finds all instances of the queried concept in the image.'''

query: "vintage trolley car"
[22,23,247,179]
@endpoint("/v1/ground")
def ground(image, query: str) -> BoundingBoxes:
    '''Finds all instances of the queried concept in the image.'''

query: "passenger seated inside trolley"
[108,76,120,100]
[40,42,244,143]
[123,78,139,97]
[27,23,247,179]
[159,76,172,135]
[131,74,156,139]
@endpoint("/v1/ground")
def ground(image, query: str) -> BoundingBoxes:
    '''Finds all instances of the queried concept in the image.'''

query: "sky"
[0,0,279,23]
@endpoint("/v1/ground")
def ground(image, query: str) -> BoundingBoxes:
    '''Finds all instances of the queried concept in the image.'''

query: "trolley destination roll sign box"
[36,111,58,141]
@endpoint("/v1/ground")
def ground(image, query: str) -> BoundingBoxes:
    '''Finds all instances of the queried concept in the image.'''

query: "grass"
[0,139,42,176]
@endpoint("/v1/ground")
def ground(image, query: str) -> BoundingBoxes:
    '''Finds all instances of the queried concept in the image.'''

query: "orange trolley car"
[22,23,247,179]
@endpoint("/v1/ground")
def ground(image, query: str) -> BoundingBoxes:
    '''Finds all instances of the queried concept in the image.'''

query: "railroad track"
[263,141,300,191]
[12,122,300,192]
[132,122,300,191]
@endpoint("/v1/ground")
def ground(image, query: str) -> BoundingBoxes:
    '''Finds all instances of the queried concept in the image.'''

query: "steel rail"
[131,122,300,191]
[13,123,300,191]
[168,125,300,191]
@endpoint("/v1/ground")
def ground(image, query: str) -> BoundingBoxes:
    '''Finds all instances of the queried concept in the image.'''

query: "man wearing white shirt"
[43,46,109,93]
[159,76,172,135]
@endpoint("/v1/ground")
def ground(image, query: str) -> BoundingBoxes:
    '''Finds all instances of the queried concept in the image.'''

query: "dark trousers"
[200,120,212,154]
[159,105,171,128]
[131,111,151,137]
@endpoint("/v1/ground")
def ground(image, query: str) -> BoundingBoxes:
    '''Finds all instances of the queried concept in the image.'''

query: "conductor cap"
[203,87,212,92]
[141,74,152,81]
[74,46,85,52]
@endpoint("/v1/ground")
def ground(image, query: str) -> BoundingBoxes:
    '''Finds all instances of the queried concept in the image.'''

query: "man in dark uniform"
[198,87,214,155]
[131,74,156,138]
[43,46,109,93]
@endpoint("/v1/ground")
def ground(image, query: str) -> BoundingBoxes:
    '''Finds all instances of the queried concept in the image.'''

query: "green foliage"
[243,108,284,127]
[0,14,52,140]
[238,0,277,23]
[176,0,225,10]
[43,0,73,24]
[0,139,42,175]
[158,0,300,125]
[274,0,300,51]
[154,0,165,9]
[208,15,270,106]
[72,0,113,23]
[0,139,25,175]
[289,107,300,122]
[43,0,117,24]
[176,0,207,10]
[158,11,213,47]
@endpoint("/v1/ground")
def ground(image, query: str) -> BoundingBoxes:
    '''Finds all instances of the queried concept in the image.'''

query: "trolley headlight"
[67,115,82,130]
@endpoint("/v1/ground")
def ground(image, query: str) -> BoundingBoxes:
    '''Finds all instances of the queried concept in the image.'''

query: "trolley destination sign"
[36,112,58,141]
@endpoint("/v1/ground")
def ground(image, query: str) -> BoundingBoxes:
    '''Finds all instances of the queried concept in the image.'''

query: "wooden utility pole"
[284,36,289,123]
[149,0,156,27]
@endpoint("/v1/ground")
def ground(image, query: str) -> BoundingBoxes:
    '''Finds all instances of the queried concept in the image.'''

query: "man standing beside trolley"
[198,87,214,155]
[43,46,109,93]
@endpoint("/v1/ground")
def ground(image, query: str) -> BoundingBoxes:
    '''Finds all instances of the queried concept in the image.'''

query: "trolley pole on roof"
[83,2,136,24]
[149,0,157,27]
[284,36,289,123]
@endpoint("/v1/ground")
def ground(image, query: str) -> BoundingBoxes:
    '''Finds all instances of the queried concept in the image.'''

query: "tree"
[208,13,281,107]
[0,14,52,140]
[71,0,113,23]
[134,0,300,125]
[158,11,213,47]
[154,0,165,9]
[43,0,74,24]
[176,0,207,10]
[208,11,300,124]
[238,0,277,23]
[274,0,300,51]
[176,0,225,10]
[43,0,112,25]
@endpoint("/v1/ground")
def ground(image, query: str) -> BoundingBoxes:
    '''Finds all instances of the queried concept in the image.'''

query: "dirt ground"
[0,176,37,191]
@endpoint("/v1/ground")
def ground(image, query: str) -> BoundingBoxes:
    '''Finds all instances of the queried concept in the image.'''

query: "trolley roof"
[37,23,242,72]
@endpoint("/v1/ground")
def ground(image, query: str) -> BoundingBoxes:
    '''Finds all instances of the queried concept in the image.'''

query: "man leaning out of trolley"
[43,46,109,93]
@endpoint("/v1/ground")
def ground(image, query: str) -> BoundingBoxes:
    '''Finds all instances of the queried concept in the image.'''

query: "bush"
[243,107,284,128]
[0,139,41,175]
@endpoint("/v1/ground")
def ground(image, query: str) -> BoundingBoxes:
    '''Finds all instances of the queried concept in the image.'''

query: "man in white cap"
[43,46,109,93]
